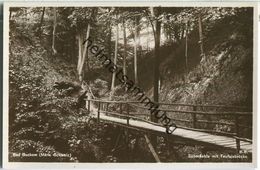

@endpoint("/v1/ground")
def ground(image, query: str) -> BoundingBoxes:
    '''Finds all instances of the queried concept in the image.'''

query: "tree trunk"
[149,6,162,148]
[77,33,83,75]
[52,7,57,55]
[198,13,204,56]
[108,27,112,59]
[123,19,127,77]
[151,7,161,116]
[180,25,185,40]
[78,24,91,82]
[38,7,45,38]
[107,9,112,61]
[165,15,171,42]
[173,26,180,43]
[146,24,150,51]
[185,21,189,72]
[134,16,139,85]
[110,14,119,98]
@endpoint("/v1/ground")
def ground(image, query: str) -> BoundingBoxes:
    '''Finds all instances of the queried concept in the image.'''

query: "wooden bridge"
[85,99,252,153]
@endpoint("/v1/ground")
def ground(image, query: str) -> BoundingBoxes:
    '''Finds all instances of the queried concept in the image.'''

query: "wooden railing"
[85,99,252,151]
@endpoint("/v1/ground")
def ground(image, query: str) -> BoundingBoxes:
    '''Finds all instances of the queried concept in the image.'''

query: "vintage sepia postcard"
[2,1,258,169]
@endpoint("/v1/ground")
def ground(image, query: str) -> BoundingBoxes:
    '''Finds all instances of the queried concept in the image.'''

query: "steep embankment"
[8,24,159,162]
[9,24,97,162]
[160,9,253,107]
[161,41,253,107]
[133,9,253,108]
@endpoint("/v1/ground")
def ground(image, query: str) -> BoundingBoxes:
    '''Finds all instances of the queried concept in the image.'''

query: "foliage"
[9,6,253,162]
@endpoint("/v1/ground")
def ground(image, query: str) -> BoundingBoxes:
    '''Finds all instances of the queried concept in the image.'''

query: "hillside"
[7,7,253,163]
[128,8,253,108]
[160,9,253,108]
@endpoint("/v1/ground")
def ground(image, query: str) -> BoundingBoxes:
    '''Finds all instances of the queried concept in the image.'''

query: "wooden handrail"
[197,120,235,126]
[160,108,252,116]
[129,113,150,116]
[156,102,250,110]
[100,110,162,127]
[86,99,252,144]
[85,99,251,110]
[127,103,252,116]
[100,109,252,142]
[125,114,245,128]
[85,99,140,104]
[171,118,192,123]
[100,109,251,140]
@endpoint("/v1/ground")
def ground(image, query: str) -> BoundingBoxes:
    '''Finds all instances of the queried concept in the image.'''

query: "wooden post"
[97,102,101,123]
[144,135,160,162]
[165,135,170,157]
[125,129,129,160]
[193,106,197,128]
[120,103,123,115]
[235,116,240,152]
[87,100,90,114]
[106,103,109,112]
[126,103,130,126]
[126,103,130,160]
